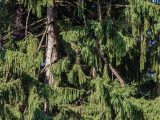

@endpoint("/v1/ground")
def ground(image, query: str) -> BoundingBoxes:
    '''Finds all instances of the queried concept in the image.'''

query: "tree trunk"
[0,34,2,50]
[45,5,58,84]
[44,4,58,114]
[0,34,4,51]
[91,0,102,79]
[97,0,102,21]
[13,5,24,39]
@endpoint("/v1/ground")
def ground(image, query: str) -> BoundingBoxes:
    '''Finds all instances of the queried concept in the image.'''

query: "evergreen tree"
[0,0,160,120]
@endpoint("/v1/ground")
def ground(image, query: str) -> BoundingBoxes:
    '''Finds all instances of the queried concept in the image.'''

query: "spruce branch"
[96,46,125,87]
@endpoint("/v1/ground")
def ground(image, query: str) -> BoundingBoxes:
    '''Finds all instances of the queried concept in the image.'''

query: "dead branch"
[25,8,32,36]
[36,25,49,52]
[96,46,125,87]
[2,18,47,40]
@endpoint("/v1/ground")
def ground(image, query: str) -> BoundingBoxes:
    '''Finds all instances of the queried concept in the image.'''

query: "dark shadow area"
[135,80,160,100]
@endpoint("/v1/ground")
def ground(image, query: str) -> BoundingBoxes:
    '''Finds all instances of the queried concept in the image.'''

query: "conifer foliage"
[0,0,160,120]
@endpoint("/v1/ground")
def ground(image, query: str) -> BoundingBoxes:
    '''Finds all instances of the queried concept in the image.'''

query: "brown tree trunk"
[12,5,24,39]
[0,34,4,51]
[44,4,58,114]
[0,34,2,50]
[45,5,58,84]
[97,0,102,21]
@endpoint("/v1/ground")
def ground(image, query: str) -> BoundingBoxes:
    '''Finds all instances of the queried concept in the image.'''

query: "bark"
[157,83,160,96]
[109,64,125,87]
[0,34,2,48]
[12,5,24,39]
[45,5,58,84]
[91,67,96,79]
[0,34,4,51]
[97,0,102,21]
[44,5,58,114]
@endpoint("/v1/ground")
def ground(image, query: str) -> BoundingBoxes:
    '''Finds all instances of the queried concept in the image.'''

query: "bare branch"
[3,18,47,40]
[36,25,49,52]
[25,8,32,36]
[96,46,125,87]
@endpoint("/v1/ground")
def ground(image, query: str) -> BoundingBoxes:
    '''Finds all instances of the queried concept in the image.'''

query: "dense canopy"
[0,0,160,120]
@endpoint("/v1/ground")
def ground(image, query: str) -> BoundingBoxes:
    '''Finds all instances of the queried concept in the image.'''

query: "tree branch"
[96,46,125,87]
[2,18,47,40]
[36,25,49,52]
[25,8,32,36]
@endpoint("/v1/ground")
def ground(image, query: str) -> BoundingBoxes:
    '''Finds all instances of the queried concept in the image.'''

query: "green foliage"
[0,5,9,32]
[0,0,160,120]
[3,35,43,76]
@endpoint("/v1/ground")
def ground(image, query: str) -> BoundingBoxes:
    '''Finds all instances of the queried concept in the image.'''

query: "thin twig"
[29,22,46,33]
[2,18,47,40]
[25,8,32,36]
[36,25,49,52]
[101,4,128,8]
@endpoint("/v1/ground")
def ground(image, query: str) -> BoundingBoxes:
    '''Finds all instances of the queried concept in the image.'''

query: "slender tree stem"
[25,8,31,36]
